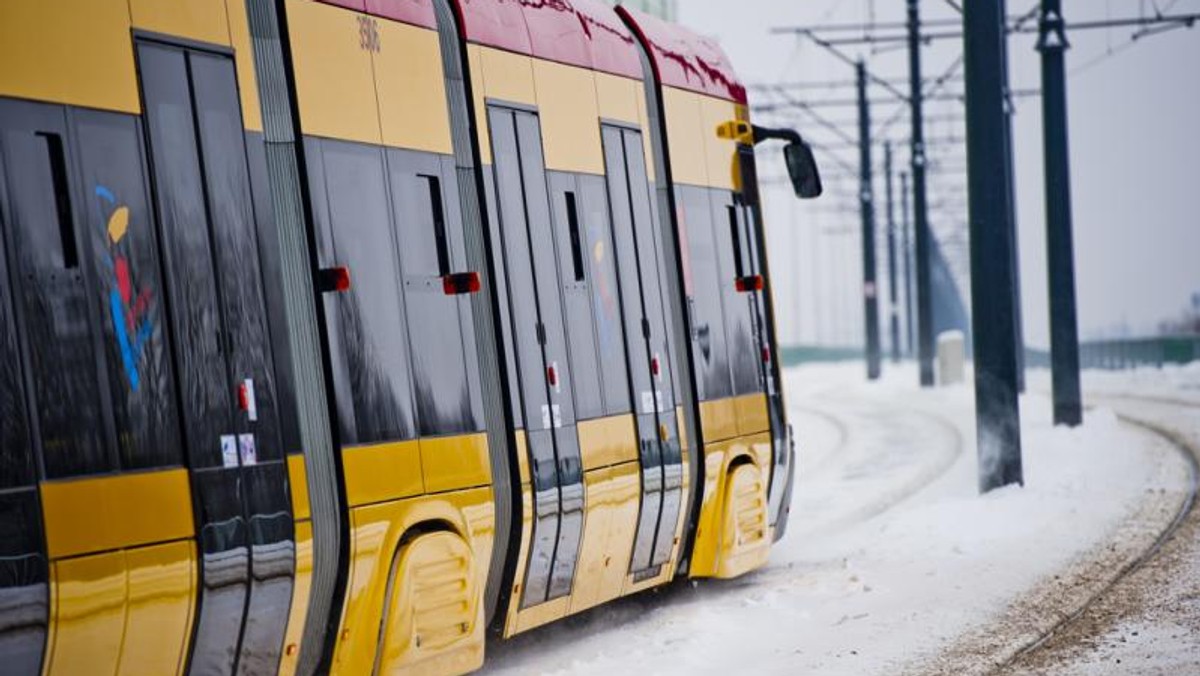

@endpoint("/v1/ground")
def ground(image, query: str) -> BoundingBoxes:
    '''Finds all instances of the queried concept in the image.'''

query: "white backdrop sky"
[675,1,1200,348]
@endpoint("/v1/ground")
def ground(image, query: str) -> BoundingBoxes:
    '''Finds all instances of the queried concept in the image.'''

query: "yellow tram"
[0,1,817,673]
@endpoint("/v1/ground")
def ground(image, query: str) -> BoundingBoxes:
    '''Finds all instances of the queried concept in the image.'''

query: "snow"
[481,362,1195,675]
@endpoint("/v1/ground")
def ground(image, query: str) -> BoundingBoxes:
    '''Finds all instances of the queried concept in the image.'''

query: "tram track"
[915,393,1200,676]
[990,394,1200,674]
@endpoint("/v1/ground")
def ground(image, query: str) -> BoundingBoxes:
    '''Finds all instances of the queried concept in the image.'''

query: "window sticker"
[221,434,239,468]
[238,433,257,466]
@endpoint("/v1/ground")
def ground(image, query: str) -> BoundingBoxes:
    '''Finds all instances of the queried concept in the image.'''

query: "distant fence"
[785,335,1200,370]
[780,345,863,366]
[1025,335,1200,370]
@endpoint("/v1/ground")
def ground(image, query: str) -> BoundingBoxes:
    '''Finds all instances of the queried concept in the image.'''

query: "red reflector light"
[443,271,481,295]
[547,364,558,387]
[651,356,660,377]
[318,266,351,293]
[761,346,771,364]
[237,382,250,411]
[735,275,763,292]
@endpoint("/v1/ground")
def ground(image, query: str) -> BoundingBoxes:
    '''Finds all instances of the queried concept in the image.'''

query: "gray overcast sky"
[676,1,1200,348]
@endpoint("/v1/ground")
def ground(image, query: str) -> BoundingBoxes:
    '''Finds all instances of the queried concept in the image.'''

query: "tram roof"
[617,5,747,104]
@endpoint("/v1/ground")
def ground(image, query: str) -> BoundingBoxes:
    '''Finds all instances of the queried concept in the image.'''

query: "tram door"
[487,107,586,606]
[600,126,684,576]
[136,42,294,674]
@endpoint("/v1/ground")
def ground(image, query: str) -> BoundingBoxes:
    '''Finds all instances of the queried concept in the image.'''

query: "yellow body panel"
[421,433,491,494]
[699,397,739,443]
[374,20,454,154]
[513,595,570,635]
[661,86,745,190]
[375,531,485,675]
[735,392,770,437]
[278,519,313,676]
[225,0,263,132]
[661,86,708,188]
[287,0,382,144]
[688,432,773,579]
[343,439,425,507]
[514,430,531,486]
[129,0,231,47]
[46,553,125,676]
[0,0,139,113]
[715,457,771,578]
[568,462,639,614]
[699,94,739,191]
[40,469,194,560]
[477,46,537,107]
[621,438,692,597]
[500,483,534,639]
[532,61,604,175]
[332,487,494,675]
[689,437,735,577]
[473,45,534,168]
[594,73,640,126]
[577,414,638,471]
[287,453,311,520]
[119,542,196,676]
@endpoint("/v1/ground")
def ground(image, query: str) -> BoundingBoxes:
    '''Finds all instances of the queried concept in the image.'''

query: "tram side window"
[716,199,762,395]
[580,175,631,415]
[388,148,482,436]
[313,141,418,445]
[677,185,732,401]
[75,110,184,470]
[0,209,33,491]
[0,102,110,478]
[549,175,603,420]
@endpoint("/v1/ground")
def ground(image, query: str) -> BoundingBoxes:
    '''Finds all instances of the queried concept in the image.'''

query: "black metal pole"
[1039,0,1083,426]
[907,0,935,387]
[857,60,882,380]
[964,0,1024,491]
[1000,0,1027,395]
[901,171,914,357]
[885,142,900,363]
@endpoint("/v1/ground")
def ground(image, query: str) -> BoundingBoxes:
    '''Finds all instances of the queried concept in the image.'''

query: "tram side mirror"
[784,141,823,199]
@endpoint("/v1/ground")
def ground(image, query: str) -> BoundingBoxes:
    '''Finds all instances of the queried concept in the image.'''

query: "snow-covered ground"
[482,362,1197,675]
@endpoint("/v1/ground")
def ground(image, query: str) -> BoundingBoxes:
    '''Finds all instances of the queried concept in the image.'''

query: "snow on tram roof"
[308,0,746,99]
[453,0,643,80]
[315,0,644,80]
[616,5,747,105]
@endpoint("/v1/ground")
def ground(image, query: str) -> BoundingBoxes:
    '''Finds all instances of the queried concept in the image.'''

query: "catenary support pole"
[907,0,935,387]
[1038,0,1083,426]
[964,0,1024,491]
[901,171,914,357]
[885,143,900,363]
[1000,0,1027,394]
[857,60,882,380]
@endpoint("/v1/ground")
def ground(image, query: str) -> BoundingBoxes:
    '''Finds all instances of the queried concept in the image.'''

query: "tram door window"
[137,42,293,675]
[677,186,733,402]
[601,125,684,575]
[0,103,54,674]
[388,150,483,436]
[733,203,771,396]
[547,179,603,421]
[487,106,585,606]
[711,193,760,396]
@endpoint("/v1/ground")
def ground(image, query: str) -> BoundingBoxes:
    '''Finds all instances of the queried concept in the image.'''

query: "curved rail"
[989,395,1200,672]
